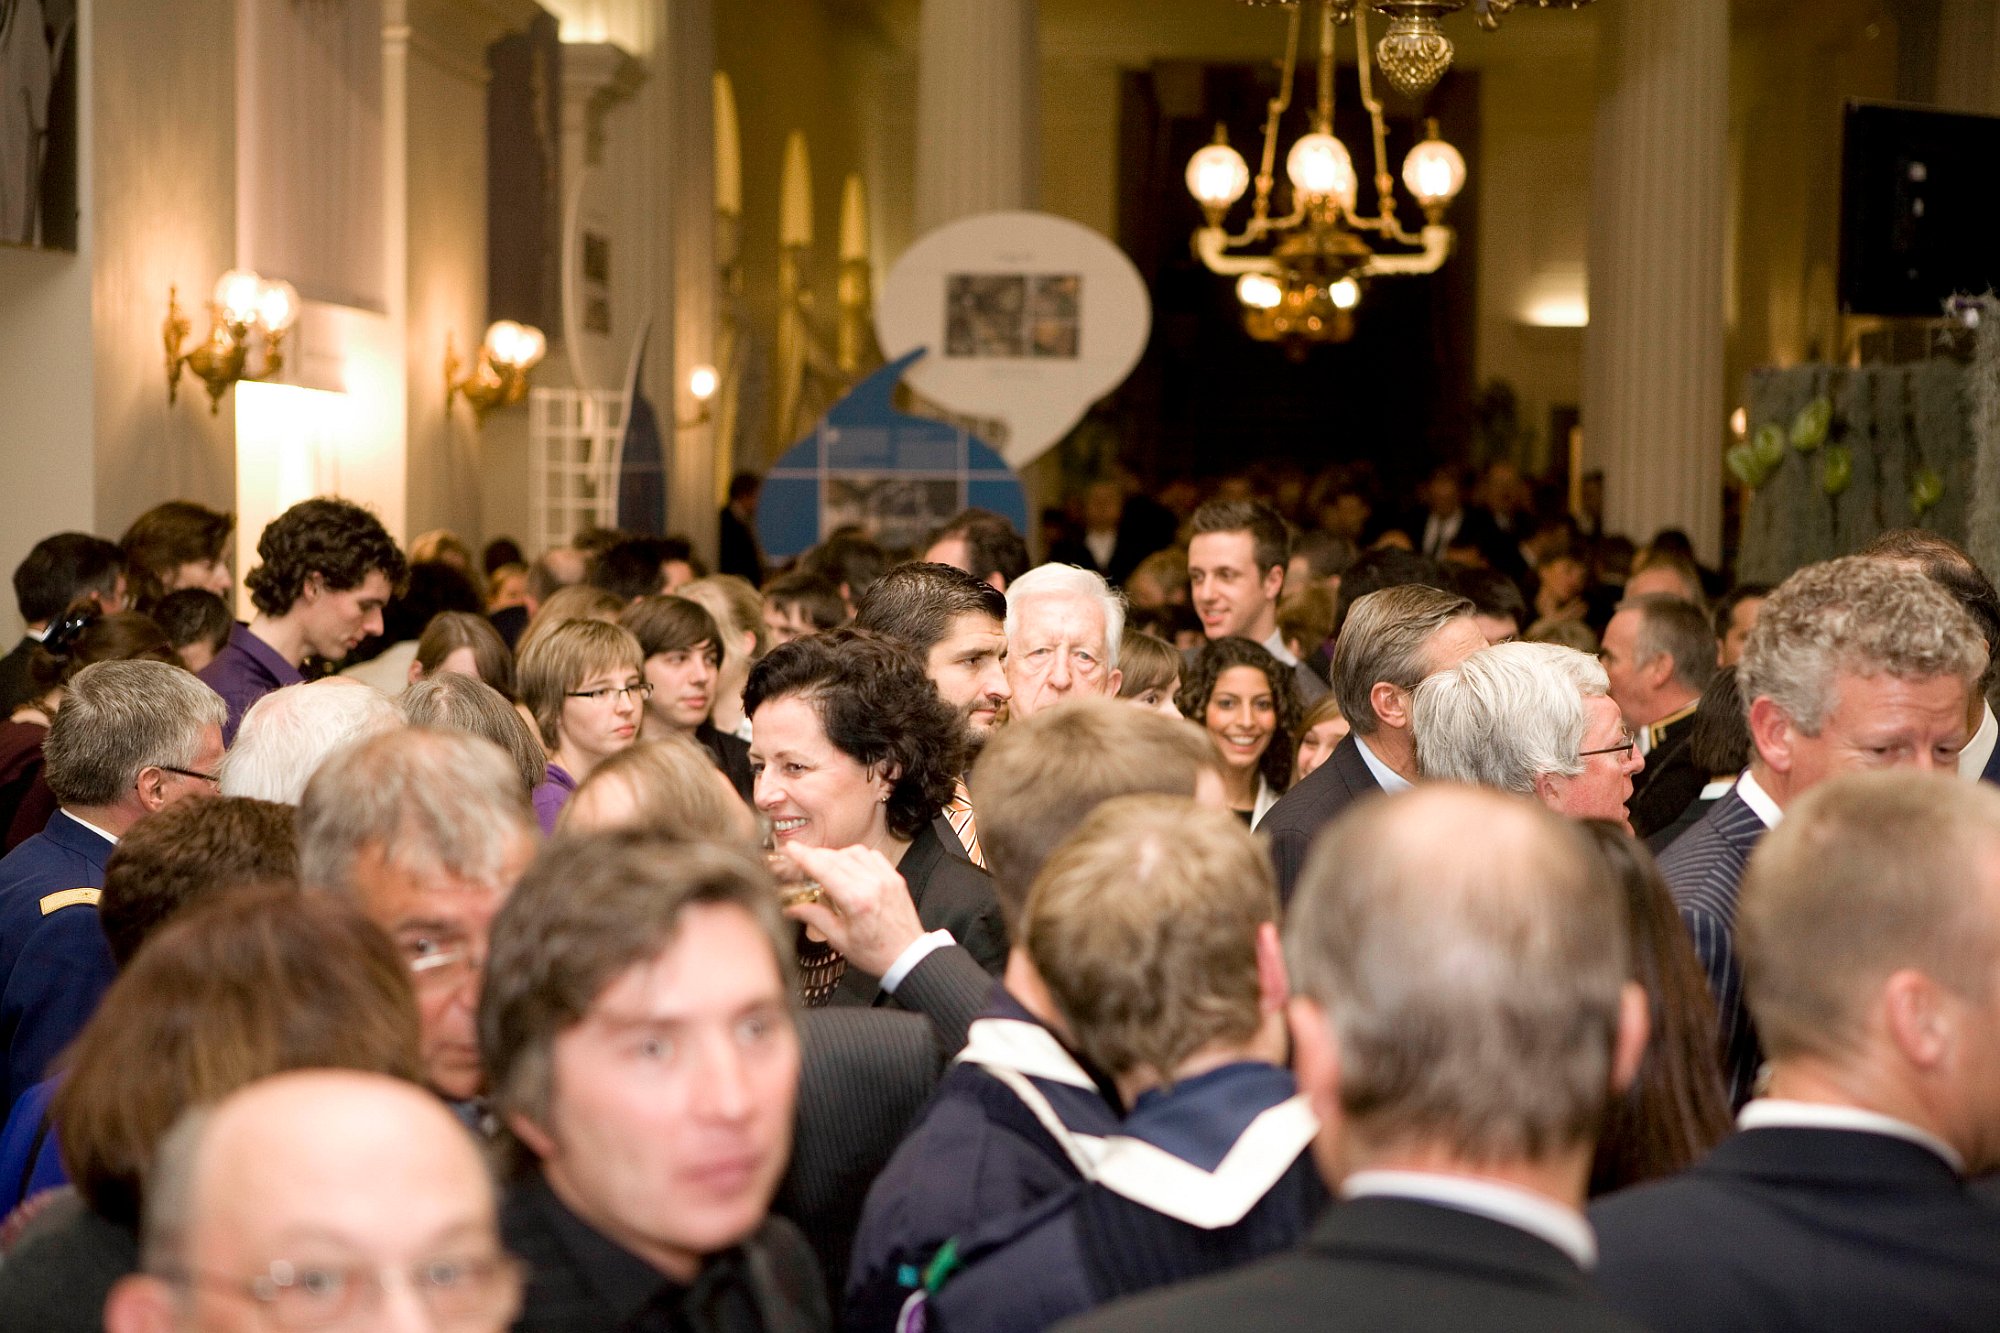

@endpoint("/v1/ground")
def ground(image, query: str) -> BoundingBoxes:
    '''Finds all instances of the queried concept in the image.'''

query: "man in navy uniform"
[0,660,225,1110]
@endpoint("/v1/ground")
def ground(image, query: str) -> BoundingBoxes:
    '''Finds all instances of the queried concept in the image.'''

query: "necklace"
[795,926,846,1008]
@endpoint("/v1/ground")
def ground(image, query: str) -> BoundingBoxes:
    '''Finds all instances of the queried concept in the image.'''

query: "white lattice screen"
[528,388,627,555]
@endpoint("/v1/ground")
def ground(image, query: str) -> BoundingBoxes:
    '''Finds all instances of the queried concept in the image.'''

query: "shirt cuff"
[880,929,957,994]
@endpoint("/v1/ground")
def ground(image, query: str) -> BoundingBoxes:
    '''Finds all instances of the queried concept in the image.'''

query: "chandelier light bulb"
[254,278,299,334]
[1186,136,1252,211]
[1402,134,1467,209]
[1330,277,1361,311]
[1285,131,1357,209]
[213,269,264,326]
[1236,273,1285,310]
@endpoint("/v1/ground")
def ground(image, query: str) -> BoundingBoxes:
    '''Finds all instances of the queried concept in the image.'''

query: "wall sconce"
[164,270,300,413]
[445,320,547,423]
[679,364,719,428]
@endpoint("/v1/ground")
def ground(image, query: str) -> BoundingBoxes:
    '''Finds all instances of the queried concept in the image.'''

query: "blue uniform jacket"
[0,812,115,1115]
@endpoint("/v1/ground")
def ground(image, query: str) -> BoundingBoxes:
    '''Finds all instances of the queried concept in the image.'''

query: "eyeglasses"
[407,945,484,992]
[154,765,220,786]
[1579,730,1638,760]
[566,681,654,704]
[158,1253,523,1329]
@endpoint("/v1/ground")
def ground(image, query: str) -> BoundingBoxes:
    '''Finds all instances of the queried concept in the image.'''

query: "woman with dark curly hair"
[745,628,1006,1004]
[1177,636,1300,828]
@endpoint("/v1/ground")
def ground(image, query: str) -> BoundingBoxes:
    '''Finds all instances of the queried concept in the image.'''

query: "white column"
[664,0,719,553]
[1581,0,1728,561]
[914,0,1039,233]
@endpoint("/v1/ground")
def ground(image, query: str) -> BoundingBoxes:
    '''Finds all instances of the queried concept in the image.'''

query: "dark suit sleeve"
[890,946,993,1055]
[4,909,116,1107]
[1268,822,1310,908]
[1678,900,1757,1105]
[782,1009,949,1298]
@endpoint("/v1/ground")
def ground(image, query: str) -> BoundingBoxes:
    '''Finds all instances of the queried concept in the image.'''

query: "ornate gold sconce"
[163,270,300,413]
[444,320,548,424]
[678,364,720,428]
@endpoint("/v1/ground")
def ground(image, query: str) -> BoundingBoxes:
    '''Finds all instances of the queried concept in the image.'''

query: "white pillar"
[664,0,718,552]
[914,0,1039,233]
[1581,0,1728,561]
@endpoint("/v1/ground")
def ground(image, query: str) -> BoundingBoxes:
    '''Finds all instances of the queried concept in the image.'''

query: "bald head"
[114,1071,515,1333]
[1288,785,1631,1165]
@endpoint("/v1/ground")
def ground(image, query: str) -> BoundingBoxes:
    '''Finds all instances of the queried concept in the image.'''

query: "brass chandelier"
[1188,0,1589,348]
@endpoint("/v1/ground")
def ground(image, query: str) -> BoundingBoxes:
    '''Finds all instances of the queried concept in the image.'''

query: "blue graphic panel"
[758,349,1029,560]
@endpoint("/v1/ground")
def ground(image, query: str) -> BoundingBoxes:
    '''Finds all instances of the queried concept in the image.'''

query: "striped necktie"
[943,777,986,868]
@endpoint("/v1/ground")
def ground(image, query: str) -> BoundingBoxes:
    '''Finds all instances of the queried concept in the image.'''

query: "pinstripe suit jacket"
[1656,789,1769,1107]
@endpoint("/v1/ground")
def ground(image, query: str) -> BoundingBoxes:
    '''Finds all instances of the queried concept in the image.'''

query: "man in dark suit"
[1659,557,1985,1107]
[1595,771,2000,1331]
[1599,593,1716,839]
[1259,584,1484,902]
[1066,785,1649,1333]
[0,533,127,714]
[482,835,831,1331]
[0,661,224,1112]
[1048,480,1176,589]
[1186,499,1329,706]
[843,700,1224,1331]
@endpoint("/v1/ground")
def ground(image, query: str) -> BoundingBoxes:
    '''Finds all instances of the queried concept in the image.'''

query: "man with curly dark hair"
[199,498,406,743]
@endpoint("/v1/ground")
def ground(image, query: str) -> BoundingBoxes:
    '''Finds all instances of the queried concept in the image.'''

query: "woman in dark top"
[745,629,1007,1005]
[1176,637,1300,829]
[0,888,421,1333]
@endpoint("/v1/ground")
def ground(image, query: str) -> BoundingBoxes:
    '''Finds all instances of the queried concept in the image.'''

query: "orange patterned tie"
[943,777,986,868]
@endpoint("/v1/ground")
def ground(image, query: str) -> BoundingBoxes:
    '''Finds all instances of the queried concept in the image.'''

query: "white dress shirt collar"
[1737,1099,1963,1174]
[1261,628,1300,668]
[1735,768,1782,829]
[1354,734,1412,793]
[1958,702,1998,783]
[60,809,118,846]
[1341,1169,1596,1269]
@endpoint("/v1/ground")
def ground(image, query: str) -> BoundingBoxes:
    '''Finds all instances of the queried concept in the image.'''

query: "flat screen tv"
[1840,101,2000,317]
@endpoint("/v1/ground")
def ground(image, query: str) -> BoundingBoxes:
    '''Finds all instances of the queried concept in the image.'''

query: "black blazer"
[1258,734,1382,905]
[1627,708,1703,841]
[1592,1126,2000,1332]
[828,823,1007,1007]
[1058,1196,1643,1333]
[1656,789,1768,1105]
[782,945,994,1295]
[697,721,756,804]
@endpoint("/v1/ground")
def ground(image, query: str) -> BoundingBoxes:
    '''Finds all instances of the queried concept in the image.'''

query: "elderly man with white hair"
[1002,564,1124,719]
[1413,640,1646,829]
[218,677,402,805]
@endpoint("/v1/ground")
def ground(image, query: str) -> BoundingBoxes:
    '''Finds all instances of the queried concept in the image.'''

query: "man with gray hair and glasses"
[1414,641,1646,830]
[1002,564,1125,719]
[0,659,224,1112]
[1069,786,1648,1333]
[1257,584,1486,902]
[104,1070,522,1333]
[1659,555,1987,1107]
[299,727,538,1116]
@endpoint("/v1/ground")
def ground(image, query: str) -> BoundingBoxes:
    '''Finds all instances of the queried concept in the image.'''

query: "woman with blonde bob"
[0,887,421,1328]
[517,618,648,834]
[558,732,755,845]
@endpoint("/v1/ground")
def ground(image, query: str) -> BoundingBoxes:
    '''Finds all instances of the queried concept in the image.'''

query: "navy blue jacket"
[925,1062,1325,1333]
[1593,1126,2000,1331]
[843,991,1119,1332]
[1656,787,1767,1106]
[0,812,116,1114]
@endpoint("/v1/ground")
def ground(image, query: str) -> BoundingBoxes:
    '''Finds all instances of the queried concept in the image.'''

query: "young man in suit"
[1599,593,1717,839]
[1186,499,1329,707]
[0,533,127,713]
[0,661,224,1113]
[842,700,1224,1331]
[1258,583,1484,903]
[1594,771,2000,1331]
[482,833,829,1331]
[1659,557,1985,1106]
[1068,785,1649,1333]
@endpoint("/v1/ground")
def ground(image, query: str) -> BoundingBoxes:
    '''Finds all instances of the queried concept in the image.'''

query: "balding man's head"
[109,1070,517,1333]
[1287,785,1640,1171]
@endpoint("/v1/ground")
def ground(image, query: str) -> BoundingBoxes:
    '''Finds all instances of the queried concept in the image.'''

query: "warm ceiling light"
[446,320,547,424]
[1237,273,1285,310]
[1187,129,1253,217]
[689,364,720,402]
[1402,120,1467,218]
[1285,131,1358,208]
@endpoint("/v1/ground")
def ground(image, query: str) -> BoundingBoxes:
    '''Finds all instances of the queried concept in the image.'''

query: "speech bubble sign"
[874,211,1151,469]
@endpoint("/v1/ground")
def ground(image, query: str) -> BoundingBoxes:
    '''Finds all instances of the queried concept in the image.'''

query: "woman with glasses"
[517,619,649,834]
[746,629,1006,1005]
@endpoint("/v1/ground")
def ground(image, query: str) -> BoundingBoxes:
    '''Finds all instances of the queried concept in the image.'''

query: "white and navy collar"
[59,809,118,846]
[1354,734,1413,794]
[1958,702,1998,783]
[1341,1170,1596,1269]
[1737,1099,1964,1174]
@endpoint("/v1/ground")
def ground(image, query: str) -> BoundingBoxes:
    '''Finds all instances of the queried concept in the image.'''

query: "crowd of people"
[0,461,1995,1331]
